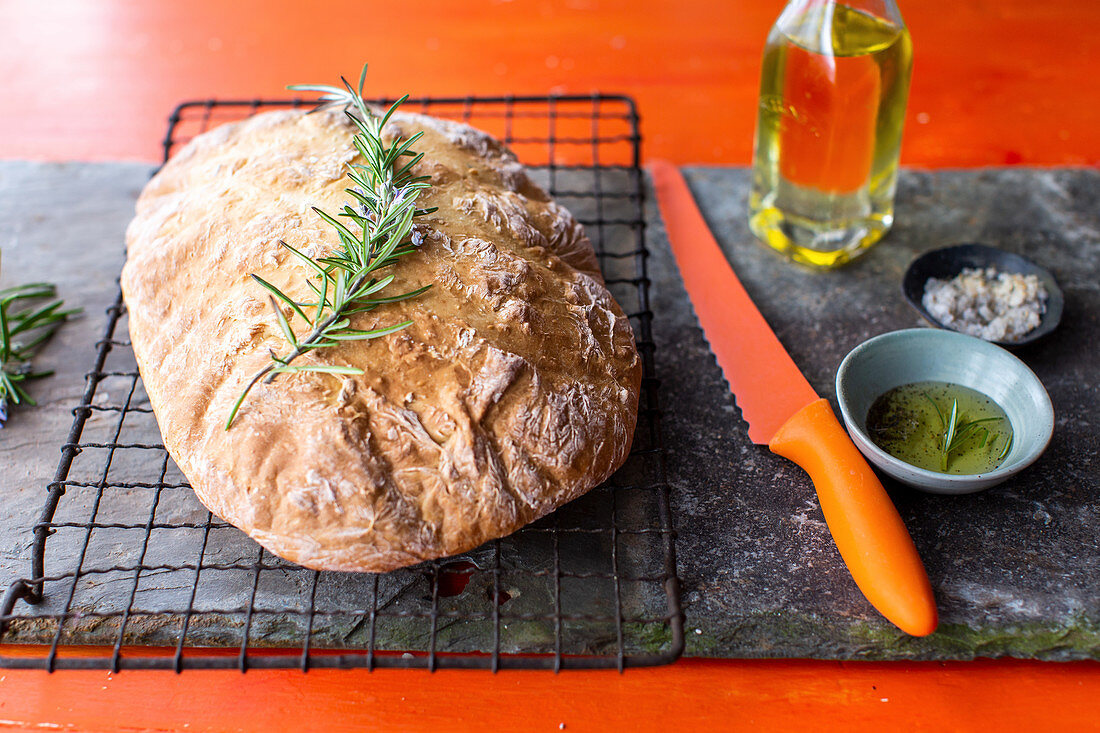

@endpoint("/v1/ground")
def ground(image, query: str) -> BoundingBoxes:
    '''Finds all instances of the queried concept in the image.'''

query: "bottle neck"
[779,0,904,26]
[776,0,905,52]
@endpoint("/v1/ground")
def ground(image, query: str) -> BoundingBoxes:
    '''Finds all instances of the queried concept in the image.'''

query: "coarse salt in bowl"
[902,244,1063,348]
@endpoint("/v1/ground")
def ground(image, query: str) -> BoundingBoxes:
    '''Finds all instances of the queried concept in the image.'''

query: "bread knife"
[649,160,937,636]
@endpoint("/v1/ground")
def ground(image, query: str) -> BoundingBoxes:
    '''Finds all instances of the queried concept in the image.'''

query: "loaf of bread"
[121,106,641,571]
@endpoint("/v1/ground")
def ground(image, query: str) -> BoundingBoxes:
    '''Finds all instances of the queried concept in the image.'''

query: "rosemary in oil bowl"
[226,65,435,429]
[865,381,1013,475]
[0,282,79,427]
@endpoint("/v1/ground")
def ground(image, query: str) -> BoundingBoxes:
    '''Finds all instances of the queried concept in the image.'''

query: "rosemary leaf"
[312,208,360,245]
[252,275,310,323]
[944,399,959,453]
[0,303,11,363]
[0,281,79,427]
[269,296,299,347]
[271,364,364,375]
[326,321,413,341]
[926,392,1009,472]
[357,285,433,305]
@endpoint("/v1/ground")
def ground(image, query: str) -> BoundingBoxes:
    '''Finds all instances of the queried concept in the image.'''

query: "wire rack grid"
[0,94,683,671]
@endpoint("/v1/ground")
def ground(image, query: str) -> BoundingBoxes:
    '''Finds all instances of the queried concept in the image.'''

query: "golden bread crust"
[121,106,640,571]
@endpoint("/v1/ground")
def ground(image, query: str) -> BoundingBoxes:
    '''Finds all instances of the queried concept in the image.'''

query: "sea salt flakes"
[922,267,1048,343]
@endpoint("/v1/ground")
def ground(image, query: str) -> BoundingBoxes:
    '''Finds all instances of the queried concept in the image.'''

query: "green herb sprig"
[0,282,80,427]
[226,65,435,429]
[924,393,1012,472]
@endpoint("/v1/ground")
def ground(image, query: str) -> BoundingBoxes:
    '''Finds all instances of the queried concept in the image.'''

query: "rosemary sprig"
[924,393,1005,472]
[0,282,80,427]
[225,65,435,429]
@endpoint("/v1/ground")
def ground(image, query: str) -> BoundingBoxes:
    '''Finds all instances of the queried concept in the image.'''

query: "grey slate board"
[0,161,1097,660]
[0,161,148,584]
[0,161,675,663]
[657,167,1099,659]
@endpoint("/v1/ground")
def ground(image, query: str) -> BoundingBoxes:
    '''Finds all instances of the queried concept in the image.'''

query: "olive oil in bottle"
[749,0,912,267]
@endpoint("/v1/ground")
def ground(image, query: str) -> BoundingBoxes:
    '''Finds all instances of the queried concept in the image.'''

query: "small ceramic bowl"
[836,328,1053,494]
[902,243,1063,348]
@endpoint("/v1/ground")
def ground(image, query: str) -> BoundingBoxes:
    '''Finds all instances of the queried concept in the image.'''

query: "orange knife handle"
[768,398,938,637]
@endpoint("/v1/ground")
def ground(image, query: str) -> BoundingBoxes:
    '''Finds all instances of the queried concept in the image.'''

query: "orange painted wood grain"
[0,649,1098,732]
[1,0,1097,165]
[1,2,1098,730]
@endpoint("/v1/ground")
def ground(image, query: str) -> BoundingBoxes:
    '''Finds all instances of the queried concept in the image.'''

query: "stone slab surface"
[0,161,149,583]
[1,161,1097,660]
[657,167,1099,659]
[0,161,674,662]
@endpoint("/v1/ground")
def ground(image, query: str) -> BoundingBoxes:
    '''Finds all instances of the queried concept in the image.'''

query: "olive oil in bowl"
[836,328,1053,493]
[866,381,1013,475]
[749,0,912,267]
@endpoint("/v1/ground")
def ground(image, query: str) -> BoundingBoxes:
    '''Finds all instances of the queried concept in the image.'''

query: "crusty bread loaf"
[121,106,641,572]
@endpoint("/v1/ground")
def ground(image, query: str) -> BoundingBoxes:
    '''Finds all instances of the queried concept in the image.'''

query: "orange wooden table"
[2,1,1099,730]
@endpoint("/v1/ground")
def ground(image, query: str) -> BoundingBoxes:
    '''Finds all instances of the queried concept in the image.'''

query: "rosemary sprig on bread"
[0,281,79,427]
[226,66,434,429]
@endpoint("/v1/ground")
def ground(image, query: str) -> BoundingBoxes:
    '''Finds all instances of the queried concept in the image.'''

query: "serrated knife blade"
[649,160,936,636]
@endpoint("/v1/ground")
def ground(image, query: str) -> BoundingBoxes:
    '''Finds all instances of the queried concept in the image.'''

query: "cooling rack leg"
[0,580,38,635]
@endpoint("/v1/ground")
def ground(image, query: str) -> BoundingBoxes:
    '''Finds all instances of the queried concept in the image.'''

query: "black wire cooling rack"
[0,94,682,671]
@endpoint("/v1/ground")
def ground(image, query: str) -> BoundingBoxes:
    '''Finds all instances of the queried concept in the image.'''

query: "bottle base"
[749,205,893,268]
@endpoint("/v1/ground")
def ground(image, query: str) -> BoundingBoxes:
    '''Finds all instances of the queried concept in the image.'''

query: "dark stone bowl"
[902,243,1063,348]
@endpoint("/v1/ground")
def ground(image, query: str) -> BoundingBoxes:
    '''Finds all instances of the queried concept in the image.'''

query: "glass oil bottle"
[749,0,912,267]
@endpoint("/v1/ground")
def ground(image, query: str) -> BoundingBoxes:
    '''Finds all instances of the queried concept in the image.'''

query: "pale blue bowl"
[836,329,1054,494]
